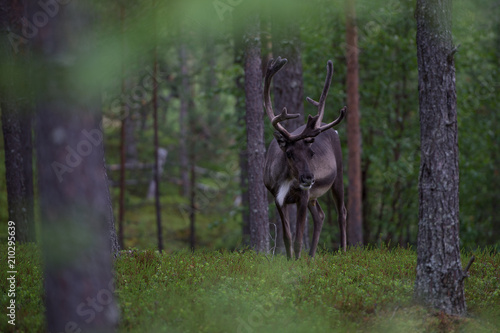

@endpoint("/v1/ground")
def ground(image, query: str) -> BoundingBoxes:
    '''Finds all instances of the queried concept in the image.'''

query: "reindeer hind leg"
[331,177,347,252]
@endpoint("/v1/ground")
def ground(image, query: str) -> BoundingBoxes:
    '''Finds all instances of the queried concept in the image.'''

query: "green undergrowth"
[1,245,498,332]
[110,188,242,252]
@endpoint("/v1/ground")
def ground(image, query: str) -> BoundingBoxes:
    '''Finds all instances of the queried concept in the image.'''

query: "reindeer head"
[264,57,346,190]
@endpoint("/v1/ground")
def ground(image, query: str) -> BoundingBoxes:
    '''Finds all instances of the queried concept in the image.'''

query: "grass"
[1,244,498,332]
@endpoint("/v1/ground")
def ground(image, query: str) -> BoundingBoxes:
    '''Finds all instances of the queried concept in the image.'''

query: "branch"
[264,223,278,263]
[461,255,475,281]
[447,44,460,63]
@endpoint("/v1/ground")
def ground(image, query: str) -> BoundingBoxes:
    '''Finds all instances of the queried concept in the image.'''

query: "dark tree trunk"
[118,4,126,249]
[233,13,251,246]
[204,34,221,122]
[271,13,310,252]
[345,0,363,246]
[179,43,190,198]
[124,116,137,161]
[189,156,196,251]
[32,2,118,331]
[104,160,120,258]
[118,116,126,249]
[492,16,500,246]
[152,3,163,253]
[239,151,251,246]
[0,0,35,243]
[244,13,269,253]
[361,156,371,244]
[1,104,35,242]
[414,0,466,316]
[271,13,304,131]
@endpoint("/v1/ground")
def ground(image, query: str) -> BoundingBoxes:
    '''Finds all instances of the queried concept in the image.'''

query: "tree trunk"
[118,4,126,249]
[271,10,310,251]
[103,153,120,258]
[1,102,35,243]
[414,0,466,316]
[152,3,163,253]
[32,2,118,331]
[239,151,251,246]
[272,15,304,131]
[189,156,196,251]
[233,12,251,247]
[179,43,191,198]
[345,0,363,246]
[361,156,371,244]
[244,13,269,253]
[0,0,35,243]
[118,117,126,249]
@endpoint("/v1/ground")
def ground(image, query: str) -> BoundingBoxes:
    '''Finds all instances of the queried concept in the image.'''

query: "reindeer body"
[263,57,347,259]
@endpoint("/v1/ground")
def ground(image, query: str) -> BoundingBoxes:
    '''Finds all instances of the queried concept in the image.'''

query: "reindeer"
[263,57,347,259]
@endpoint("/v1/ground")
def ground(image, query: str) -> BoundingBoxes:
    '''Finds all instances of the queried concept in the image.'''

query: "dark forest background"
[1,0,498,251]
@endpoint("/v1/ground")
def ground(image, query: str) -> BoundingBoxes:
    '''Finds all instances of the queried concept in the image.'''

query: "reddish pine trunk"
[345,0,363,246]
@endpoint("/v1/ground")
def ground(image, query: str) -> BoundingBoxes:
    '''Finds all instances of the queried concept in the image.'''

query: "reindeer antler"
[306,60,334,126]
[264,57,300,139]
[264,58,346,142]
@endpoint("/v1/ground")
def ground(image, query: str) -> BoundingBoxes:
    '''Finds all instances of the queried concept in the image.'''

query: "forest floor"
[1,245,498,332]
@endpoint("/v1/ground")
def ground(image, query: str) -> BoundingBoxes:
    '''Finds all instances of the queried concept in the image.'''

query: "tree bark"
[414,0,466,316]
[103,153,120,258]
[0,0,35,243]
[272,12,304,131]
[179,43,191,198]
[271,12,310,251]
[244,13,269,253]
[32,2,119,331]
[118,4,126,249]
[239,150,251,246]
[345,0,363,246]
[233,11,251,246]
[152,2,163,253]
[189,156,196,251]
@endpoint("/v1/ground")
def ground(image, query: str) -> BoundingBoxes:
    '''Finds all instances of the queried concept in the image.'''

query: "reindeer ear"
[304,137,315,145]
[273,131,287,150]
